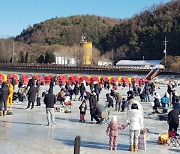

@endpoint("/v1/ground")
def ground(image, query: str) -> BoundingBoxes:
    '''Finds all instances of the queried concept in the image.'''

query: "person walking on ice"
[106,116,128,150]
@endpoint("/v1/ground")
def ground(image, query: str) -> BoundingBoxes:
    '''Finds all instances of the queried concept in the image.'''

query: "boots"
[129,145,134,151]
[109,145,113,150]
[113,145,117,150]
[3,111,7,116]
[0,111,3,116]
[134,145,138,152]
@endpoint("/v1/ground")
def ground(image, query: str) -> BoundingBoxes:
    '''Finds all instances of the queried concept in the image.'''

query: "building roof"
[116,60,162,66]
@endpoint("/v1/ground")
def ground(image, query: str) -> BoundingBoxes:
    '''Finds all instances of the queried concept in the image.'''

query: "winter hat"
[112,116,117,122]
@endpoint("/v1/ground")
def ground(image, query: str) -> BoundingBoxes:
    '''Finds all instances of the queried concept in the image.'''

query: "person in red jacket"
[106,116,128,150]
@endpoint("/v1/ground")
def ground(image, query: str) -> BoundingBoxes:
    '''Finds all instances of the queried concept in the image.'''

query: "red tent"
[90,76,99,83]
[79,76,90,84]
[44,75,54,85]
[69,75,78,84]
[57,75,67,85]
[8,74,19,85]
[121,77,130,86]
[100,76,108,82]
[20,74,31,85]
[33,75,44,84]
[110,77,118,84]
[132,77,140,86]
[141,78,148,84]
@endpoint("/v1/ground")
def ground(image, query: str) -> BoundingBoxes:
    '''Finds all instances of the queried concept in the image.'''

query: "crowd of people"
[0,76,179,152]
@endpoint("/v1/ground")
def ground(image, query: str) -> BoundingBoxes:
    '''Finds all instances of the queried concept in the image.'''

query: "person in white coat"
[128,103,144,152]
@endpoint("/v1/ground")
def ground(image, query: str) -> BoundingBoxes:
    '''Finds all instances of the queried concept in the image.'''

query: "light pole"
[163,37,168,66]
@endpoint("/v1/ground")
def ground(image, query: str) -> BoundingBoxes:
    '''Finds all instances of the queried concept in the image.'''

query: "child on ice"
[106,116,128,150]
[79,100,87,122]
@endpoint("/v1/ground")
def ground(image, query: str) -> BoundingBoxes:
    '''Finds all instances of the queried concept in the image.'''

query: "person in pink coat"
[106,116,128,150]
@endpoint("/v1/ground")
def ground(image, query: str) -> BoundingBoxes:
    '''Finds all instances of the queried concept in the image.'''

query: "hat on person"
[112,116,117,122]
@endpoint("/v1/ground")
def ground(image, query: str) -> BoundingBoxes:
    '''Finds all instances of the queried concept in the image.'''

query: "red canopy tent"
[110,77,118,84]
[8,74,19,85]
[141,78,148,85]
[69,75,78,84]
[121,77,130,86]
[90,76,99,83]
[132,77,140,86]
[79,76,90,84]
[33,75,44,84]
[20,74,31,85]
[57,75,67,85]
[44,75,54,85]
[100,76,108,83]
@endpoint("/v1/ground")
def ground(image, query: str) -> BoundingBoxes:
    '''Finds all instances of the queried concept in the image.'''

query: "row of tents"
[0,73,148,86]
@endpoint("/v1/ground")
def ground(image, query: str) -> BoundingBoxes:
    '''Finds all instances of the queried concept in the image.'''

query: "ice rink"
[0,84,179,154]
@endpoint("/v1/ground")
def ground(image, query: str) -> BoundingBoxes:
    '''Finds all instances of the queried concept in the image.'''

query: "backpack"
[158,133,169,144]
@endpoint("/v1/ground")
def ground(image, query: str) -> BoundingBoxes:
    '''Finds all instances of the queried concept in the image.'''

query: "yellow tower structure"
[80,35,92,65]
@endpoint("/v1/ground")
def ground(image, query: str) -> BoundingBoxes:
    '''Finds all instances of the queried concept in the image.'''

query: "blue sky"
[0,0,171,37]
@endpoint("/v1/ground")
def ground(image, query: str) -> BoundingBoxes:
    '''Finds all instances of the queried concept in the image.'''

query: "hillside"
[15,15,120,47]
[100,0,180,62]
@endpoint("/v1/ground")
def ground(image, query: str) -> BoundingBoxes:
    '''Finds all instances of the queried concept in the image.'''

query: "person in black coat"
[106,93,113,108]
[27,77,35,89]
[73,82,79,101]
[94,83,100,101]
[78,83,85,101]
[89,92,97,121]
[0,82,10,116]
[49,78,55,89]
[18,79,23,91]
[168,108,180,135]
[91,103,104,124]
[26,83,37,109]
[44,88,57,126]
[11,77,16,90]
[89,81,94,92]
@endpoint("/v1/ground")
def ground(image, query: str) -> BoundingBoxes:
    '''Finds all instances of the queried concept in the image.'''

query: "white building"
[116,60,165,69]
[54,52,77,66]
[98,60,112,66]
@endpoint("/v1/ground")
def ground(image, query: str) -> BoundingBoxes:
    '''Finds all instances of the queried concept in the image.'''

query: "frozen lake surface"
[0,84,179,154]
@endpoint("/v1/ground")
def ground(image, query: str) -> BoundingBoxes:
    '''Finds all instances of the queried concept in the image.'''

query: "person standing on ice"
[26,82,37,109]
[106,116,128,150]
[127,103,144,152]
[44,88,57,126]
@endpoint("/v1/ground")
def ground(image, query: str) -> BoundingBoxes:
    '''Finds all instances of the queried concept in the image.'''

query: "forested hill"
[100,0,180,62]
[15,15,120,46]
[15,0,180,62]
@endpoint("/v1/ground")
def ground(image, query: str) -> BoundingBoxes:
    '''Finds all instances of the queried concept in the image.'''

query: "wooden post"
[74,136,81,154]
